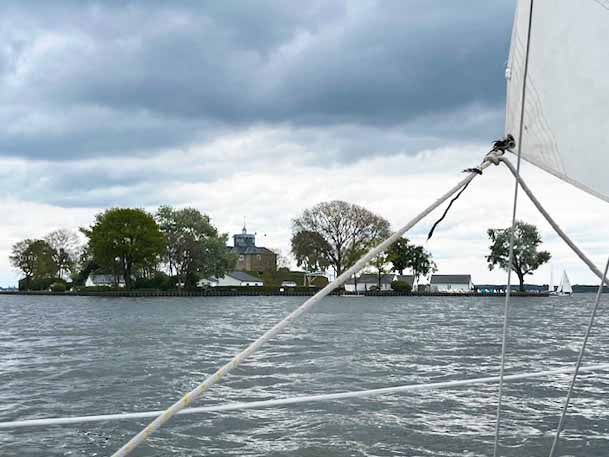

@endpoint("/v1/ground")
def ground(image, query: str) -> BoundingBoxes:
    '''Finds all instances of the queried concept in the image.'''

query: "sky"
[1,0,609,287]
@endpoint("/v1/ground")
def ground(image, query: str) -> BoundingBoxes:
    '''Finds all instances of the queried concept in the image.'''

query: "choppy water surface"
[1,295,609,456]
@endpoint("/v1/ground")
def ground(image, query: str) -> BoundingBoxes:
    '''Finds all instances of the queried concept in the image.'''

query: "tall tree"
[487,221,551,292]
[408,245,437,286]
[386,237,436,285]
[45,229,81,280]
[371,252,389,289]
[156,206,235,289]
[82,208,166,289]
[292,201,391,277]
[291,230,332,274]
[386,237,411,275]
[10,239,59,287]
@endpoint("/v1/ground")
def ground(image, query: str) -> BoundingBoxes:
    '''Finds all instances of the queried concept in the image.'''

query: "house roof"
[227,271,264,283]
[228,246,276,255]
[430,274,472,284]
[346,274,414,285]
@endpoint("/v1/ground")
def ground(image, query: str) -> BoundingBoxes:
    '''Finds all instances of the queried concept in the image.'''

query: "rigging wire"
[500,157,609,284]
[109,156,499,457]
[2,363,609,430]
[548,257,609,457]
[493,1,535,456]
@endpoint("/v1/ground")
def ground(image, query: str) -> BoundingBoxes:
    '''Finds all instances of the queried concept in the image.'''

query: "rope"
[500,157,609,284]
[109,156,498,457]
[3,363,609,430]
[494,2,535,455]
[426,179,472,240]
[427,137,516,241]
[548,257,609,457]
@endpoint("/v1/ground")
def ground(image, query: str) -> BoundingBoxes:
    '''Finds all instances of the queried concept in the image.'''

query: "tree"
[487,221,551,292]
[156,206,235,289]
[408,245,437,286]
[386,237,436,285]
[82,208,166,289]
[10,239,59,289]
[45,229,81,280]
[291,230,332,274]
[371,252,389,289]
[291,201,391,277]
[386,237,411,275]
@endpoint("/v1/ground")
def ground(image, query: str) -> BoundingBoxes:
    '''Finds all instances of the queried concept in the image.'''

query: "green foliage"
[82,208,166,289]
[408,245,437,284]
[72,257,99,286]
[487,221,551,292]
[387,238,436,283]
[386,237,411,275]
[291,201,391,276]
[391,280,412,293]
[10,239,60,285]
[134,272,175,291]
[254,270,328,288]
[290,230,332,273]
[18,277,67,291]
[156,206,235,289]
[50,282,67,292]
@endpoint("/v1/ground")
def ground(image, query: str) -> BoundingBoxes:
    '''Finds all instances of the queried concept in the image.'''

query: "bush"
[50,282,67,292]
[19,277,67,291]
[134,272,174,290]
[391,280,412,293]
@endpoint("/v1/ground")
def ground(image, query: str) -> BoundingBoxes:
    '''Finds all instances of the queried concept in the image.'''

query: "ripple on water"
[1,294,609,456]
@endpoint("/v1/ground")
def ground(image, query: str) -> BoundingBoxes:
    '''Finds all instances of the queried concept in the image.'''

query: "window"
[257,255,261,260]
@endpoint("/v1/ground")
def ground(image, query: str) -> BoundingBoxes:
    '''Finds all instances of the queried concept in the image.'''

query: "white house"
[429,274,473,293]
[345,274,414,292]
[199,271,264,287]
[85,274,126,288]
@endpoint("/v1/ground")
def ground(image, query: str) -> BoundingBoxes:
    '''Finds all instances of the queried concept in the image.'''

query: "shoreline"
[0,290,550,298]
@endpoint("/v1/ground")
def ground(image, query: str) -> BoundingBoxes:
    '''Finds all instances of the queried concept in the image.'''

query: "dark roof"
[227,271,264,283]
[430,274,472,284]
[346,274,414,285]
[228,246,276,255]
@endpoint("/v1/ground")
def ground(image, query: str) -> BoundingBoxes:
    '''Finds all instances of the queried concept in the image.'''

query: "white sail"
[506,0,609,203]
[558,271,572,295]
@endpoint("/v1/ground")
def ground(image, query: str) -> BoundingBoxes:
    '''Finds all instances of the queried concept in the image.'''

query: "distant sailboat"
[551,270,573,296]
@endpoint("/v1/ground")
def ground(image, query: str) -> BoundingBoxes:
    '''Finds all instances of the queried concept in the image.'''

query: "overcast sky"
[1,0,608,287]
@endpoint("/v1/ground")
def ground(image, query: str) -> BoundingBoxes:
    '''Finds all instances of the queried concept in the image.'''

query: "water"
[1,294,609,457]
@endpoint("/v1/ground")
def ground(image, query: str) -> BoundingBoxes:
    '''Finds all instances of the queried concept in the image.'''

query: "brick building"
[229,226,277,274]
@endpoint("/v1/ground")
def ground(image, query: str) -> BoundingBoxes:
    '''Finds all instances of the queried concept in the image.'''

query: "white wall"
[345,281,392,292]
[431,281,472,292]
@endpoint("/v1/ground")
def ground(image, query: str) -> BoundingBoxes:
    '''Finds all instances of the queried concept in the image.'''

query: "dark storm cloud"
[0,0,514,160]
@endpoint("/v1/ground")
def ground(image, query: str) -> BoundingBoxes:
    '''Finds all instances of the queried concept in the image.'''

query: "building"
[199,271,264,287]
[229,225,277,274]
[430,274,473,293]
[345,274,414,292]
[85,274,126,288]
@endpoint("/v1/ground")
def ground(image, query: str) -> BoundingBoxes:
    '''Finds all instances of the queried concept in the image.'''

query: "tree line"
[290,200,436,289]
[10,206,235,291]
[289,201,551,292]
[9,200,551,293]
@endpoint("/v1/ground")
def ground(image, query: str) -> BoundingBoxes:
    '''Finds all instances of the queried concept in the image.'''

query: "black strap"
[427,179,472,241]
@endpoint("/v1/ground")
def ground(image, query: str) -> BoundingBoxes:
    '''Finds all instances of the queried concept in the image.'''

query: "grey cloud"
[0,0,514,160]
